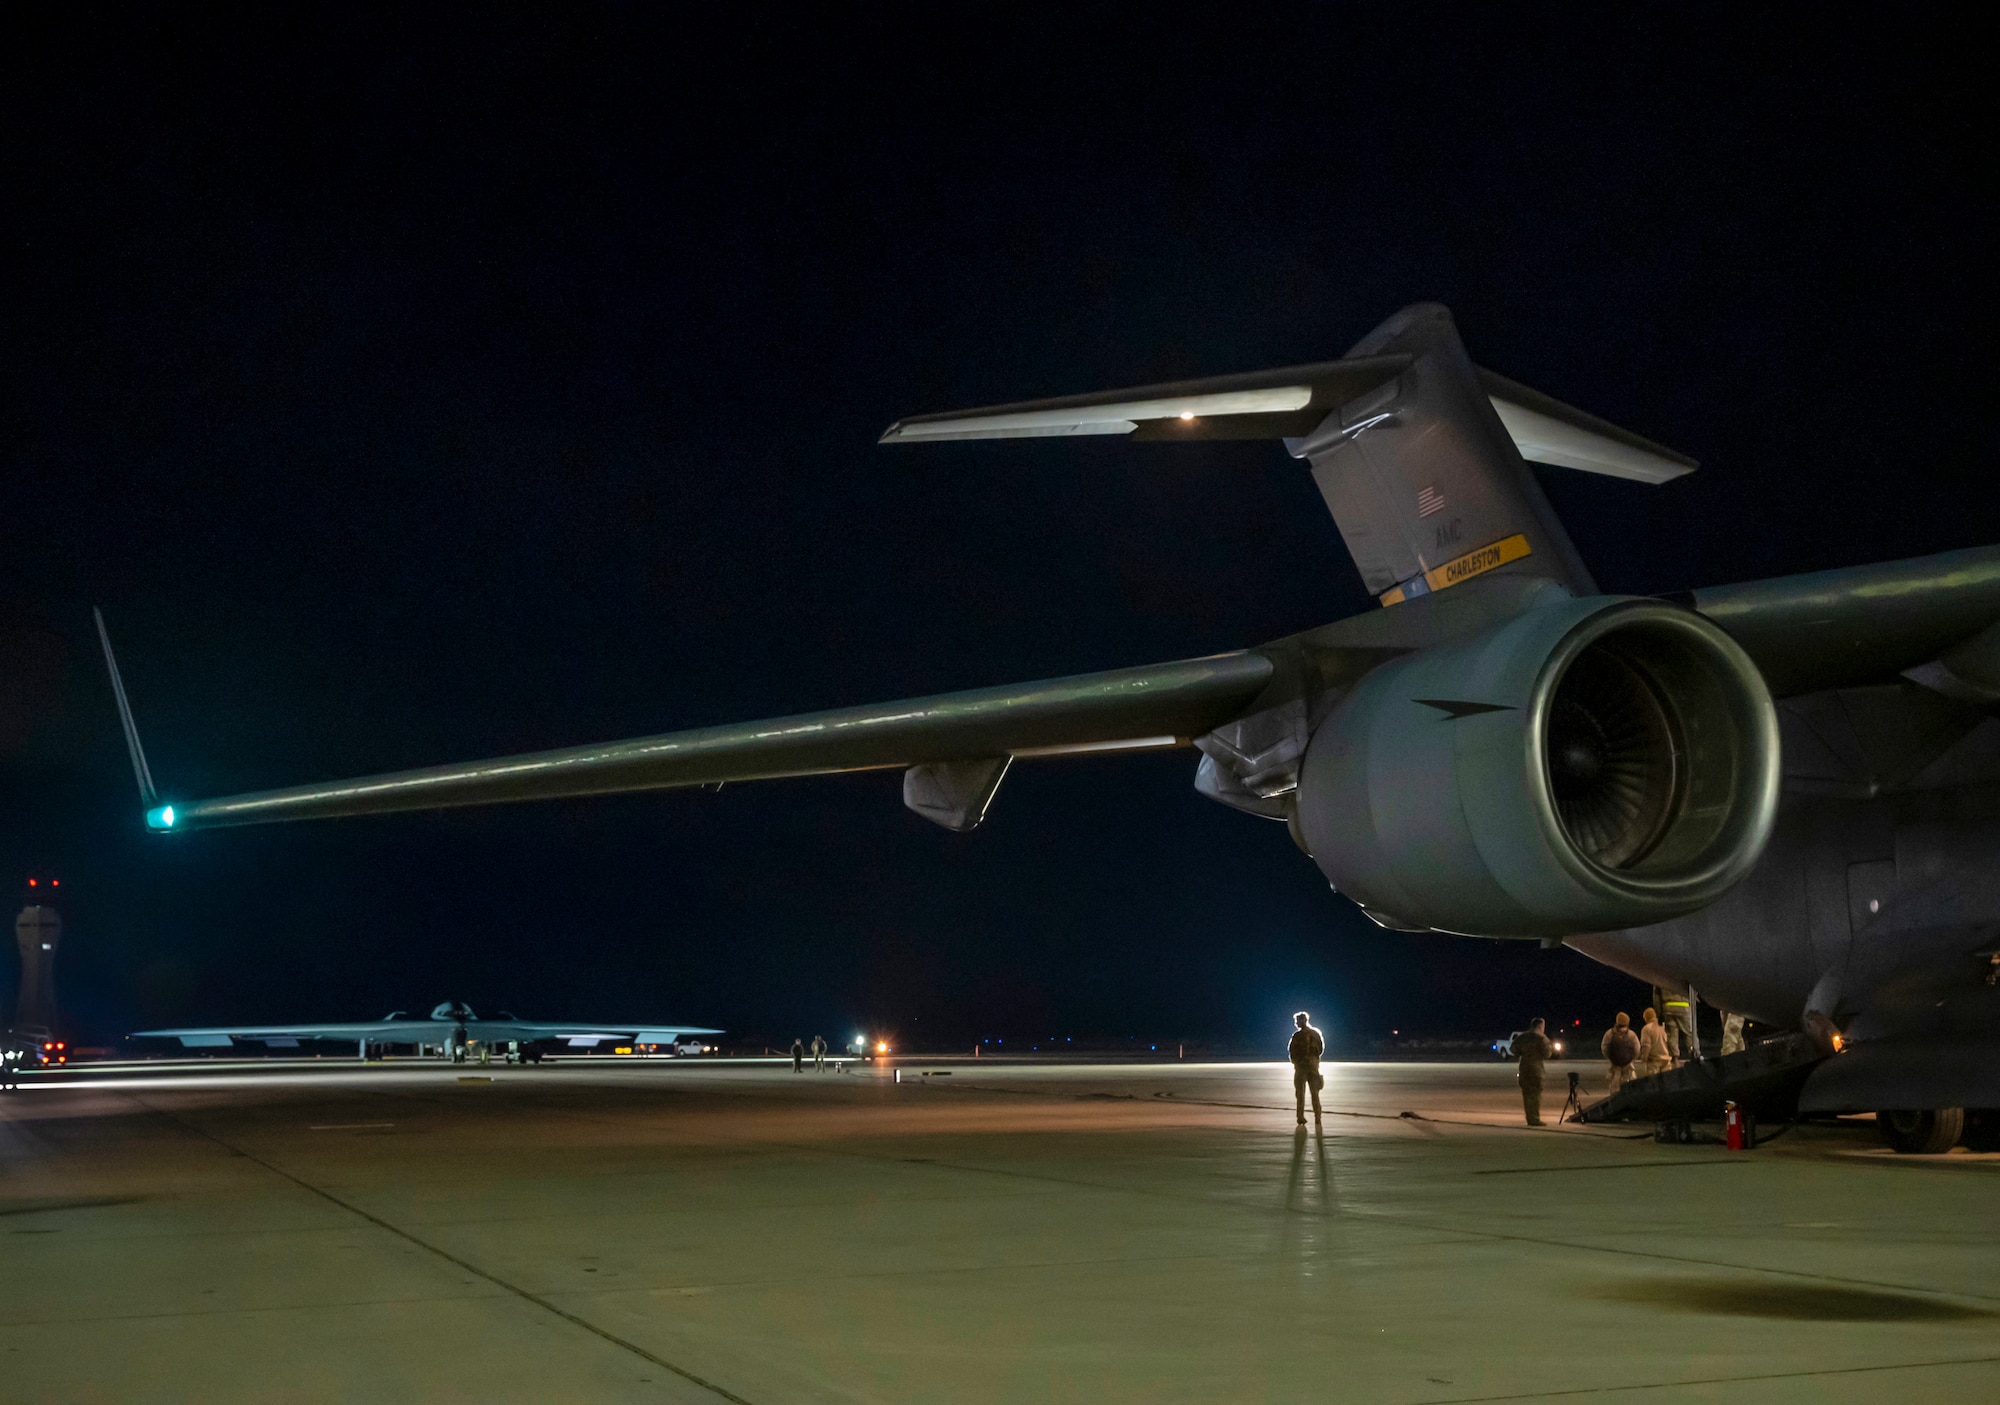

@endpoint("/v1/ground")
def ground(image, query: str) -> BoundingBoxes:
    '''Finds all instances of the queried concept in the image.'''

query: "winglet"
[92,607,163,815]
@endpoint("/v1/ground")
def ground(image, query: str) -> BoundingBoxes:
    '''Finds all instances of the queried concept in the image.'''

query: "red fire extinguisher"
[1725,1100,1746,1151]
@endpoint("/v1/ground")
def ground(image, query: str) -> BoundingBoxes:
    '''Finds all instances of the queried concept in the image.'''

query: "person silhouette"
[1512,1018,1554,1125]
[1288,1012,1324,1125]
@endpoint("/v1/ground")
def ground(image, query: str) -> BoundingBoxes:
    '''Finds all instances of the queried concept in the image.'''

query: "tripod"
[1558,1070,1585,1124]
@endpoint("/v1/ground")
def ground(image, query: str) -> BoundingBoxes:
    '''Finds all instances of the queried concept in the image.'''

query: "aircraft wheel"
[1877,1107,1965,1154]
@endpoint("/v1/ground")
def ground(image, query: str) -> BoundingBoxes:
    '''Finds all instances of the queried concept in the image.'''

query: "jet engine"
[1296,597,1780,938]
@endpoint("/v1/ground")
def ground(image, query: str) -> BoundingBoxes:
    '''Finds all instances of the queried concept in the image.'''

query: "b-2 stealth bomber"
[132,999,720,1062]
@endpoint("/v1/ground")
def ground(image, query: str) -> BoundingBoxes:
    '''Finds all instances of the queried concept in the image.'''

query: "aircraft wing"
[143,651,1273,832]
[477,1021,722,1043]
[1683,543,2000,697]
[132,1021,453,1048]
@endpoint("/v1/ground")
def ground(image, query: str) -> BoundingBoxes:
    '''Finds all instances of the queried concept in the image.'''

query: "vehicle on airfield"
[1493,1031,1565,1060]
[1,1030,61,1088]
[131,999,721,1064]
[99,304,2000,1148]
[3,1027,65,1067]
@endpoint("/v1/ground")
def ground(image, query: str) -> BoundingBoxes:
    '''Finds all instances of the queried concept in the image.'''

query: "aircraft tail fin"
[93,607,159,808]
[1303,302,1601,603]
[880,303,1695,606]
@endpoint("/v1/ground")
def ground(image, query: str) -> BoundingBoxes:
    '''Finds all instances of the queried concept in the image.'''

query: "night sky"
[5,8,1998,1052]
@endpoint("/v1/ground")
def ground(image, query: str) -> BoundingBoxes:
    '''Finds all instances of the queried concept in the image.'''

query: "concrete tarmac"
[3,1058,1998,1403]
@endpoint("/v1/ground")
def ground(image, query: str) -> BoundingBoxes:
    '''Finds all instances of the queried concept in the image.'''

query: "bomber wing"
[140,652,1273,833]
[132,1019,453,1048]
[475,1020,722,1045]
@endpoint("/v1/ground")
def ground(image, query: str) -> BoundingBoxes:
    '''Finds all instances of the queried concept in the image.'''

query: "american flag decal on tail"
[1417,485,1445,518]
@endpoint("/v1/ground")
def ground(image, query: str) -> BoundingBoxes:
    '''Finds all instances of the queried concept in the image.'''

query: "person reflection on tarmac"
[1289,1012,1324,1126]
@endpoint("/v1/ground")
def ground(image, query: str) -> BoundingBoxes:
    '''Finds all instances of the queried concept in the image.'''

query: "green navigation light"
[147,804,177,831]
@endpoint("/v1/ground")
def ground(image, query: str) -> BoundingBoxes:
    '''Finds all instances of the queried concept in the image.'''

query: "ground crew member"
[811,1034,826,1070]
[1288,1012,1324,1125]
[1636,1007,1672,1078]
[1511,1019,1554,1126]
[1720,1012,1746,1056]
[791,1037,804,1072]
[1601,1012,1639,1095]
[1655,985,1698,1062]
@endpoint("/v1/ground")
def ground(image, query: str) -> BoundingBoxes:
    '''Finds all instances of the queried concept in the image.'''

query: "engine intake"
[1296,597,1779,937]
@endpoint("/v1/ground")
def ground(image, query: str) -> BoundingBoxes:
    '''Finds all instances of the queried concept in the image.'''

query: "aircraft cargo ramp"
[1576,1032,1826,1125]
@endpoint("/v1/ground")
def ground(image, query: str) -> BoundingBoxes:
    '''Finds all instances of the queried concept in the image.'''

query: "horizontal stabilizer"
[882,356,1696,482]
[1476,369,1695,484]
[880,357,1410,443]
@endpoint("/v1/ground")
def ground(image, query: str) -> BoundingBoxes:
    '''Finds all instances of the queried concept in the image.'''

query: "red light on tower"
[26,878,35,887]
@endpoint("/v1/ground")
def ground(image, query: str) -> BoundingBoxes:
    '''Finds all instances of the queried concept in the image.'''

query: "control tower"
[13,904,61,1035]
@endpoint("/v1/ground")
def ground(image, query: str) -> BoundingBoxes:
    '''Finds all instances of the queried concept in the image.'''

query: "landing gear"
[1877,1107,1964,1154]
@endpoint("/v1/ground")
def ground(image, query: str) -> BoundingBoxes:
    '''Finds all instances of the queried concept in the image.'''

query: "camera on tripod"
[1558,1070,1585,1124]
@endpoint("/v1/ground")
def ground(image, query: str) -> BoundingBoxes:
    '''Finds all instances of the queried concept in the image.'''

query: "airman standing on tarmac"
[1601,1012,1639,1095]
[1512,1019,1554,1126]
[1719,1012,1746,1056]
[1635,1007,1672,1077]
[811,1034,826,1070]
[1288,1012,1324,1126]
[791,1037,804,1072]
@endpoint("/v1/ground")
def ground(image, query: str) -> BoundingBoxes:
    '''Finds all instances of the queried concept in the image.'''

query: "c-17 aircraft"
[131,999,721,1063]
[101,304,2000,1149]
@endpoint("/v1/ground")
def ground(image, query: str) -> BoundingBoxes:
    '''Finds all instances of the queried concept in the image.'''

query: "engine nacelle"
[1296,597,1780,938]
